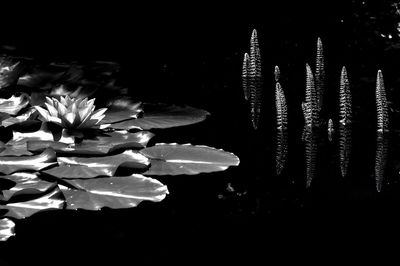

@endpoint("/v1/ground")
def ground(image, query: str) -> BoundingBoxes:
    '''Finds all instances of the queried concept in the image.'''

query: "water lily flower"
[34,95,109,129]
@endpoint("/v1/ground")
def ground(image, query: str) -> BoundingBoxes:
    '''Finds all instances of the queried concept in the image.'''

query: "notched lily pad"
[0,218,15,241]
[140,143,240,175]
[43,150,150,179]
[0,172,55,201]
[109,103,210,130]
[102,99,143,124]
[0,148,57,175]
[0,94,30,115]
[0,187,64,219]
[59,174,168,210]
[27,130,154,155]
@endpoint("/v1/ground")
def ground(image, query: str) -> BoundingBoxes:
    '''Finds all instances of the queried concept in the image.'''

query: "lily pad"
[0,148,57,174]
[59,174,168,210]
[1,107,38,127]
[0,94,30,115]
[140,143,240,175]
[27,130,154,155]
[0,218,15,241]
[43,150,150,179]
[109,103,210,130]
[102,100,142,124]
[0,173,55,201]
[0,187,64,219]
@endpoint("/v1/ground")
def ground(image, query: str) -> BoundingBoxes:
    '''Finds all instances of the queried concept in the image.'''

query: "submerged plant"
[34,95,109,130]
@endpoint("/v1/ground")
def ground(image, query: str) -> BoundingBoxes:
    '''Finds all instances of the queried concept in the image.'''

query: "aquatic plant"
[376,70,389,132]
[339,66,352,178]
[375,132,389,192]
[315,37,325,112]
[34,96,109,130]
[274,66,288,175]
[303,64,319,129]
[242,29,263,129]
[304,128,318,188]
[327,118,334,142]
[0,59,240,240]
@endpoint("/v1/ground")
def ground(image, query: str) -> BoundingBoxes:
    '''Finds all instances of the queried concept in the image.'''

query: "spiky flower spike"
[34,95,108,129]
[315,37,325,111]
[339,66,352,125]
[304,64,319,129]
[376,70,389,132]
[275,78,288,175]
[242,53,250,101]
[339,66,352,178]
[249,29,263,130]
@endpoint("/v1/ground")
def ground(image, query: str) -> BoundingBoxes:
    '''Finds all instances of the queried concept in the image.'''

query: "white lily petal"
[34,106,51,120]
[90,108,108,120]
[45,103,59,117]
[63,112,76,126]
[57,102,68,116]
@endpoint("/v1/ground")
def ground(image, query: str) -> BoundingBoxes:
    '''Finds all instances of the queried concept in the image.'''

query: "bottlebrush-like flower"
[34,95,108,129]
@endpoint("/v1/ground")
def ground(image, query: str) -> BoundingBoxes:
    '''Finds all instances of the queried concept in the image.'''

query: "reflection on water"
[375,132,389,192]
[339,124,352,178]
[304,128,318,188]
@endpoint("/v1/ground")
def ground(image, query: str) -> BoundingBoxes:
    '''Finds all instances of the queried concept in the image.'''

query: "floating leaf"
[0,172,55,201]
[102,100,142,124]
[0,187,64,219]
[0,148,57,175]
[1,107,38,127]
[28,130,154,155]
[110,104,210,130]
[0,122,54,156]
[0,218,15,241]
[376,70,389,132]
[43,150,150,179]
[0,141,32,156]
[59,174,168,210]
[375,132,389,192]
[0,94,29,115]
[140,143,240,176]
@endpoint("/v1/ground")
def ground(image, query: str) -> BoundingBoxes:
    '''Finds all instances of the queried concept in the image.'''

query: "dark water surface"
[2,2,400,264]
